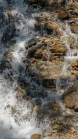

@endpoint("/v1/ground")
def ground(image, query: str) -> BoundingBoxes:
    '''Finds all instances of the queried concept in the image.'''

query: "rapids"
[0,0,78,139]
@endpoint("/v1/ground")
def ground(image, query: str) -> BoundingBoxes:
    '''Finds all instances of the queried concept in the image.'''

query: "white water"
[0,0,43,138]
[0,0,78,139]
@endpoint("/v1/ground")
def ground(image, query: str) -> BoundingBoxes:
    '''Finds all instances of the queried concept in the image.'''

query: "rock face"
[62,81,78,110]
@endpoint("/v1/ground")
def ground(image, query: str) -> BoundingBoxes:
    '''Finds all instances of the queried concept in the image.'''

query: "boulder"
[62,81,78,110]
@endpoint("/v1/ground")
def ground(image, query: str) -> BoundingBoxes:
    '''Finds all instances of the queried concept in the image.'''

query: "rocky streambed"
[0,0,78,139]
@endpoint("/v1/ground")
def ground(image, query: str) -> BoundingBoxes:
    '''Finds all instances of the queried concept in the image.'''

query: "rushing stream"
[0,0,78,139]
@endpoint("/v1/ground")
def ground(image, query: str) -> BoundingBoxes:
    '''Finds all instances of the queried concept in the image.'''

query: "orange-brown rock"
[72,62,78,67]
[72,62,78,70]
[70,70,74,74]
[46,133,52,137]
[31,134,41,139]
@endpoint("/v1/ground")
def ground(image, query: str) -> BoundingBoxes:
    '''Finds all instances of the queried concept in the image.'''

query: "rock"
[70,70,74,74]
[62,81,78,110]
[31,134,41,139]
[49,43,67,55]
[28,0,65,7]
[1,25,16,43]
[27,36,67,59]
[58,2,78,20]
[58,7,69,19]
[27,42,43,57]
[29,60,63,88]
[11,106,16,116]
[70,41,78,49]
[46,133,52,137]
[72,61,78,70]
[0,60,12,70]
[45,20,61,35]
[35,13,63,36]
[70,127,76,134]
[70,23,78,34]
[25,38,38,49]
[66,2,78,17]
[52,124,60,130]
[74,71,78,77]
[26,37,78,89]
[46,21,58,30]
[35,12,52,22]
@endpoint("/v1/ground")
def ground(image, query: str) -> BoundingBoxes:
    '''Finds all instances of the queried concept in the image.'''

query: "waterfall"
[0,0,78,138]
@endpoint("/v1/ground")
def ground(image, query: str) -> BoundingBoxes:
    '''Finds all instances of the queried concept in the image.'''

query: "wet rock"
[19,114,29,121]
[3,48,14,60]
[45,20,60,35]
[72,61,78,71]
[6,0,14,4]
[29,60,63,88]
[27,42,44,57]
[26,37,73,89]
[11,106,16,116]
[70,41,78,49]
[58,7,69,19]
[62,81,78,110]
[70,22,78,34]
[52,123,60,130]
[66,2,78,17]
[70,70,74,74]
[46,133,52,137]
[28,0,66,8]
[48,43,67,56]
[31,134,41,139]
[74,71,78,77]
[35,12,52,22]
[58,2,78,20]
[61,35,75,47]
[70,127,76,134]
[25,38,38,49]
[1,25,17,43]
[35,12,63,36]
[0,60,12,71]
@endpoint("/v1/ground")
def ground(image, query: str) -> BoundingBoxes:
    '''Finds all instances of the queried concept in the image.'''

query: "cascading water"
[0,0,78,139]
[0,0,43,138]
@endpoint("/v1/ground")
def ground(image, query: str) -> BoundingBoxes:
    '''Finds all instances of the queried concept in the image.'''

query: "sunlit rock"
[31,134,41,139]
